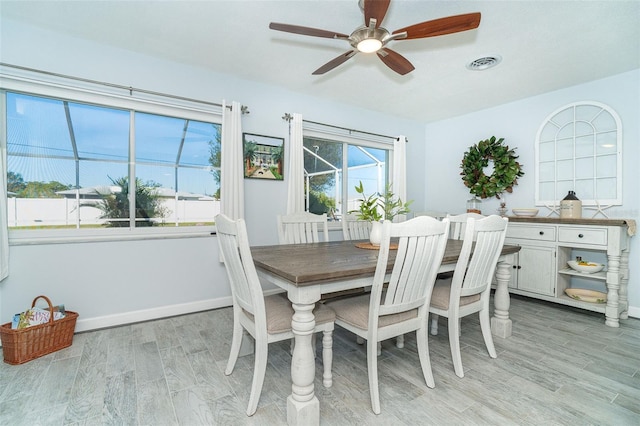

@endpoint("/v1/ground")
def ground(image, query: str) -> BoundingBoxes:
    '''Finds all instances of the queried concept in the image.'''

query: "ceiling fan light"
[357,38,382,53]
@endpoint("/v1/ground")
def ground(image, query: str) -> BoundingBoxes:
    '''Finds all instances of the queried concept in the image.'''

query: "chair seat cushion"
[263,294,336,334]
[326,294,417,330]
[430,279,481,310]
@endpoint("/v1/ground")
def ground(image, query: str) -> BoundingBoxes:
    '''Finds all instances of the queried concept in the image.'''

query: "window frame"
[302,126,395,229]
[1,74,223,244]
[534,101,623,210]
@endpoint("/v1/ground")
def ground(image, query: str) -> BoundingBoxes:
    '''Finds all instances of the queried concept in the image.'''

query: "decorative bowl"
[567,260,604,274]
[511,208,539,217]
[565,288,607,303]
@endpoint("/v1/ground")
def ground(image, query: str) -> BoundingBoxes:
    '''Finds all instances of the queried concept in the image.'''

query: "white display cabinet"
[504,217,633,327]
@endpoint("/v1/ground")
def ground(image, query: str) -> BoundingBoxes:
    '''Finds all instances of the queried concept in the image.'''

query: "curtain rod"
[0,62,249,112]
[282,113,402,142]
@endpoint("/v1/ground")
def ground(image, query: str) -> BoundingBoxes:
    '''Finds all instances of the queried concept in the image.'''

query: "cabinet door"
[516,245,556,296]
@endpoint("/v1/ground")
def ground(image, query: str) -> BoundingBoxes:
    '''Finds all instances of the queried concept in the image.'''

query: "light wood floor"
[1,295,639,425]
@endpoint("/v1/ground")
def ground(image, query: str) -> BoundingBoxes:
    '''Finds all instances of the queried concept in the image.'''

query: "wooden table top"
[251,239,520,286]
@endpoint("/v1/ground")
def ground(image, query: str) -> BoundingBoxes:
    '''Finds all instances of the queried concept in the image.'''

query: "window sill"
[9,226,217,246]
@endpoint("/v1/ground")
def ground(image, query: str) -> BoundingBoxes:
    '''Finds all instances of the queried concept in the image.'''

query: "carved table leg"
[491,257,513,338]
[605,254,621,327]
[619,251,629,320]
[287,302,319,426]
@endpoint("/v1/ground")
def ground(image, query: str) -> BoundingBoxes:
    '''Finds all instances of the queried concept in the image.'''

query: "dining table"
[251,239,520,426]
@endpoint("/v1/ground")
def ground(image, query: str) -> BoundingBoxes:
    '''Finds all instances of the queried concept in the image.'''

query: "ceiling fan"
[269,0,481,76]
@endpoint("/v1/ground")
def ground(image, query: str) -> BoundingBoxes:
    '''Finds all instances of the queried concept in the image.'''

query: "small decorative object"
[511,208,539,217]
[243,133,284,180]
[560,191,582,219]
[369,221,383,245]
[567,258,604,274]
[461,136,525,200]
[497,201,508,217]
[466,196,482,214]
[350,181,412,246]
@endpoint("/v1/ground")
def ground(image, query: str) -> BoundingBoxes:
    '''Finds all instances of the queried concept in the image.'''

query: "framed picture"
[243,133,284,180]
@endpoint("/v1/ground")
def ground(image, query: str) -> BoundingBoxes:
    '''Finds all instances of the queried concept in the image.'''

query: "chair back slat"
[342,214,372,240]
[447,212,485,240]
[216,214,265,320]
[373,216,450,321]
[453,215,508,299]
[277,212,329,244]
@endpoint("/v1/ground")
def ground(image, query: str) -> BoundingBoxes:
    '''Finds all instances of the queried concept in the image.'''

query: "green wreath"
[460,136,524,199]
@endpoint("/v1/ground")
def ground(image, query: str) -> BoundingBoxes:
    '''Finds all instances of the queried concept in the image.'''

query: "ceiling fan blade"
[269,22,349,39]
[312,51,357,75]
[392,12,481,40]
[364,0,391,28]
[377,48,415,75]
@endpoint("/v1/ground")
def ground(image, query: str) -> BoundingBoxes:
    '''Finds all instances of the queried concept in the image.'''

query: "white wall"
[0,18,426,330]
[422,69,640,317]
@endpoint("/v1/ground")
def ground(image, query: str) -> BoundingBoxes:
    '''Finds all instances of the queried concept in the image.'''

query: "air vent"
[466,55,502,71]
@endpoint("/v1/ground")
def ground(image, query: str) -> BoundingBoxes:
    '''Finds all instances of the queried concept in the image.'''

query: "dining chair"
[277,211,329,244]
[342,213,372,240]
[429,215,508,378]
[326,216,450,414]
[431,212,486,333]
[215,214,335,416]
[315,213,373,305]
[428,212,486,293]
[447,212,485,240]
[341,212,403,349]
[413,210,448,221]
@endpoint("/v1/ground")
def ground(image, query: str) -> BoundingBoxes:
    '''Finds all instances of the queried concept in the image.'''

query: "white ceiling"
[2,0,639,123]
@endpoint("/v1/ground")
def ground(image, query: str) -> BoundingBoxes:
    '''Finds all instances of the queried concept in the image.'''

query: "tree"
[208,135,221,199]
[98,176,167,227]
[272,147,283,177]
[244,141,258,171]
[303,138,342,214]
[7,171,26,193]
[303,137,341,193]
[308,191,336,216]
[20,180,71,198]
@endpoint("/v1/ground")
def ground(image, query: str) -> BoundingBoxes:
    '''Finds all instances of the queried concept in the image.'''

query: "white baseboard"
[74,296,233,333]
[74,288,286,333]
[626,305,639,319]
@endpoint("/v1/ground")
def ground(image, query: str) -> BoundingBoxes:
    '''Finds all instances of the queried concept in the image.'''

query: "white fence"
[7,198,220,228]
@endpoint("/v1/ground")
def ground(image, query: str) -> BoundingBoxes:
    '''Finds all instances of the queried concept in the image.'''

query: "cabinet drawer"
[507,225,556,241]
[558,227,607,246]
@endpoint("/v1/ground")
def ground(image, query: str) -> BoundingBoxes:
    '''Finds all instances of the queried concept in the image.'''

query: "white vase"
[369,221,382,246]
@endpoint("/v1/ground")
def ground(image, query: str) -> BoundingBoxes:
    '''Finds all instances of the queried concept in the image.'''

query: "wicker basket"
[0,295,78,365]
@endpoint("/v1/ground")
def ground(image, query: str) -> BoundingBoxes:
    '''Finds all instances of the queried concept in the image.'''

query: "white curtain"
[286,113,304,213]
[0,144,8,281]
[392,136,408,222]
[220,100,244,220]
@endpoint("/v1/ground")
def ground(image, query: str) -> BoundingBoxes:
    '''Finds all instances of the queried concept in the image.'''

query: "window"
[303,132,391,221]
[535,101,622,212]
[5,91,221,233]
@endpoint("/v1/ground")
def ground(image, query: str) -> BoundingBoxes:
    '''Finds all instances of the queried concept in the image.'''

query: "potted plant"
[350,181,412,245]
